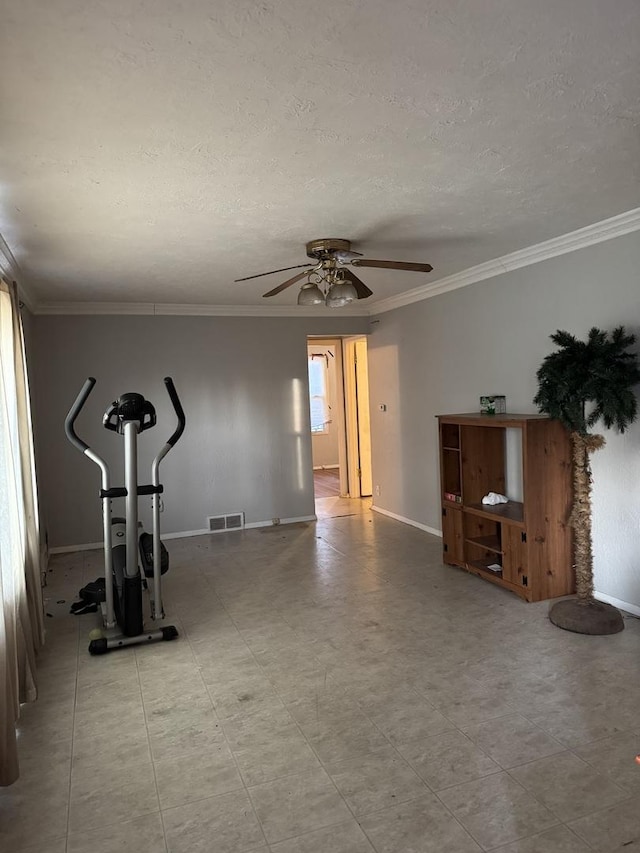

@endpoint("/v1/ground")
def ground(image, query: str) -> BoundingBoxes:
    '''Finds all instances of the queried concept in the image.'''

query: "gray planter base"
[549,598,624,635]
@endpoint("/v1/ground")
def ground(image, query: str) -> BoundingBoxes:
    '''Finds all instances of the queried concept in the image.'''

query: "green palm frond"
[534,326,640,435]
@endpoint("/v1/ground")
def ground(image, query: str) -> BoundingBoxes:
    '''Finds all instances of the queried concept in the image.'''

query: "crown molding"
[11,205,640,317]
[0,233,38,312]
[33,301,370,317]
[370,206,640,315]
[0,232,20,281]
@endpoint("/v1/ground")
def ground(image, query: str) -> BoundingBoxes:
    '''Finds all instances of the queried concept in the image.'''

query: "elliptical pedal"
[70,600,99,615]
[70,576,106,614]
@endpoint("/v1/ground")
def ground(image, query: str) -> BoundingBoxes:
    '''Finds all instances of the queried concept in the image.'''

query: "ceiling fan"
[235,238,433,307]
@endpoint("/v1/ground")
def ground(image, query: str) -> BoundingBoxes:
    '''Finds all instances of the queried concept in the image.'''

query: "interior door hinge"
[522,575,528,586]
[521,531,527,543]
[357,467,361,478]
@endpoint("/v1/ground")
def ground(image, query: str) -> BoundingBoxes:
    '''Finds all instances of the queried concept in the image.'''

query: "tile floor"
[2,500,640,853]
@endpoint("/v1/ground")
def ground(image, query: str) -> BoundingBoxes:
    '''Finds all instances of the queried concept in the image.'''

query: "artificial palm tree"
[534,327,640,634]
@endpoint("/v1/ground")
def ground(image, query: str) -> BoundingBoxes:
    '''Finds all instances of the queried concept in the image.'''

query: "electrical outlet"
[375,485,380,496]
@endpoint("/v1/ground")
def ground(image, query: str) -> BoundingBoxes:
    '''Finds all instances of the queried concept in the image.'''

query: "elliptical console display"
[65,377,185,655]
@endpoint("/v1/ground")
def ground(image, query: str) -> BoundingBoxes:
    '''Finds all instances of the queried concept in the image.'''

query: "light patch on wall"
[292,376,305,436]
[291,377,306,493]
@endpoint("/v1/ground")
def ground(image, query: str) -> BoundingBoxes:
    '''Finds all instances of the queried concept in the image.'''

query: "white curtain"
[0,279,45,786]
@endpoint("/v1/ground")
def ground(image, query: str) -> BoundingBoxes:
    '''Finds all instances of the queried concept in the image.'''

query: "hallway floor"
[3,509,640,853]
[313,467,341,499]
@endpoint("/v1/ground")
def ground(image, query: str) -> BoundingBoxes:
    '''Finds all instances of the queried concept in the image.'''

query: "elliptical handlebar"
[64,377,96,453]
[164,377,185,448]
[65,377,184,455]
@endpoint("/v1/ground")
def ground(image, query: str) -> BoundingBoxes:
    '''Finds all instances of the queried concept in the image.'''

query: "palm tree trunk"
[569,431,605,602]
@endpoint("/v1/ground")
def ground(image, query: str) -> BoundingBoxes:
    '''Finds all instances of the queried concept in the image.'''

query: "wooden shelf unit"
[438,413,574,602]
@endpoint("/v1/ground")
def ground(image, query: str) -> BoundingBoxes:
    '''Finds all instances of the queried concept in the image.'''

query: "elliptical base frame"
[89,614,179,655]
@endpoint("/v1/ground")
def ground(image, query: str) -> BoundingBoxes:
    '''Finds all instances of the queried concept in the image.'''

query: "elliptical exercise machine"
[65,376,185,655]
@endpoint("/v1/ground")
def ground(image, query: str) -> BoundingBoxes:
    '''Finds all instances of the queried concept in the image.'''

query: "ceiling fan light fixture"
[325,280,357,308]
[334,249,363,263]
[248,237,433,302]
[297,281,325,306]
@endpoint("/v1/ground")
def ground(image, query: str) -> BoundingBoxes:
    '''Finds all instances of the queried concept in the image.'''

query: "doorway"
[307,336,372,518]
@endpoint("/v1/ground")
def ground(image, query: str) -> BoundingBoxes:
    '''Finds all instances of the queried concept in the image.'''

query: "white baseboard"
[169,516,317,534]
[245,515,317,529]
[594,591,640,619]
[371,505,442,538]
[49,541,103,554]
[162,528,210,540]
[48,516,318,553]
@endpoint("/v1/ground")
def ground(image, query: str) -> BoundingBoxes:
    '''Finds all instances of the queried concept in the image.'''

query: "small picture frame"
[480,395,506,415]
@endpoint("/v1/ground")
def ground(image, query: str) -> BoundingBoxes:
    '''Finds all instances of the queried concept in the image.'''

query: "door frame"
[343,336,372,498]
[307,337,349,497]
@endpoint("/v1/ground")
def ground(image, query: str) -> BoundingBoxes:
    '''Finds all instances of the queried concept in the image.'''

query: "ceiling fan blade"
[263,270,310,298]
[341,269,373,299]
[235,263,314,283]
[352,259,433,273]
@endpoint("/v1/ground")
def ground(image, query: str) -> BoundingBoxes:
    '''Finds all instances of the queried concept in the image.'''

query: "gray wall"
[367,230,640,610]
[31,314,368,548]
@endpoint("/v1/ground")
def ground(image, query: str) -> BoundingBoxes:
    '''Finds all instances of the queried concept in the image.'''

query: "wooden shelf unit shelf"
[465,535,503,554]
[438,413,574,602]
[464,501,525,527]
[468,559,504,577]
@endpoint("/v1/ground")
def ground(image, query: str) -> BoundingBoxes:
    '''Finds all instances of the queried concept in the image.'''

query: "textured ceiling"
[1,0,639,309]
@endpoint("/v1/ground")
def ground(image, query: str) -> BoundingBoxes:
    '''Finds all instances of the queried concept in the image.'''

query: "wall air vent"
[207,513,245,533]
